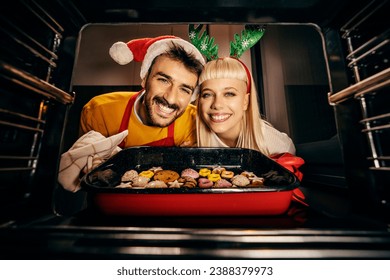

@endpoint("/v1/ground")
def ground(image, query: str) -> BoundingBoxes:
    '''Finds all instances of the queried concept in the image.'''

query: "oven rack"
[329,69,390,172]
[0,0,83,216]
[329,0,390,172]
[326,0,390,210]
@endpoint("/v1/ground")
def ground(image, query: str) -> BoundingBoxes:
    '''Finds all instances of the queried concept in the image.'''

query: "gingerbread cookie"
[221,170,234,179]
[153,170,180,183]
[212,166,226,174]
[182,176,197,188]
[250,177,265,187]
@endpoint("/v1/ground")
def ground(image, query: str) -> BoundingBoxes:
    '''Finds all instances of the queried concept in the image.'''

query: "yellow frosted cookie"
[139,170,154,178]
[199,168,211,177]
[208,173,221,182]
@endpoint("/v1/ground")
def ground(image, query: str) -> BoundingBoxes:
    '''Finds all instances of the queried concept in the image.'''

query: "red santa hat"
[109,35,205,79]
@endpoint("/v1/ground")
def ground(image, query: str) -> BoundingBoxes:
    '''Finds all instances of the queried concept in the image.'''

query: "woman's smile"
[209,113,232,122]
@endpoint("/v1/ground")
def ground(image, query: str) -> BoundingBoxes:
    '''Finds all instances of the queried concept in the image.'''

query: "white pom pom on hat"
[109,42,134,65]
[109,35,205,79]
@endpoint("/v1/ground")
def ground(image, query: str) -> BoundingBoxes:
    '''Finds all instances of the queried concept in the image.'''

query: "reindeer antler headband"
[189,24,265,92]
[189,24,265,61]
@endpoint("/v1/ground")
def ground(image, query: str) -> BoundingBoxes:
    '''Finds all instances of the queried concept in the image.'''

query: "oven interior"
[0,0,389,259]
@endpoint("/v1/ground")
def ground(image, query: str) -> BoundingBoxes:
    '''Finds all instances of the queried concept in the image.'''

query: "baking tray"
[80,147,300,216]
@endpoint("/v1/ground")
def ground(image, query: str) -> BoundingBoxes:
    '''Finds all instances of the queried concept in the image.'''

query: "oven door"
[0,0,390,260]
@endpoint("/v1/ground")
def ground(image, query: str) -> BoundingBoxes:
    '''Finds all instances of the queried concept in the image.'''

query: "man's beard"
[144,95,182,127]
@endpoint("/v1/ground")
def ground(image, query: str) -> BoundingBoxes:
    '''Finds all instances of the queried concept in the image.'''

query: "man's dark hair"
[148,42,204,77]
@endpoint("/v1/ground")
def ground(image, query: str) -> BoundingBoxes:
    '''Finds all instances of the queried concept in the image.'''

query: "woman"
[196,57,295,156]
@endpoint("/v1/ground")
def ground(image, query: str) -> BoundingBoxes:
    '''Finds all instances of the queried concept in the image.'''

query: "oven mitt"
[270,153,308,207]
[58,130,128,192]
[270,152,304,181]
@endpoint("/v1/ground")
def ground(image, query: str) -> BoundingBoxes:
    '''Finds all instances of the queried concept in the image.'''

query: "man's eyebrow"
[155,72,195,92]
[155,71,172,81]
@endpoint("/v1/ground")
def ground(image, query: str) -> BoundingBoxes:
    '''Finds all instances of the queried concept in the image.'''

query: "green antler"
[189,24,219,61]
[230,25,265,59]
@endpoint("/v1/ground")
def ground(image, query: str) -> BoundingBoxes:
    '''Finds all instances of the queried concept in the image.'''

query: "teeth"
[158,103,174,114]
[210,114,230,121]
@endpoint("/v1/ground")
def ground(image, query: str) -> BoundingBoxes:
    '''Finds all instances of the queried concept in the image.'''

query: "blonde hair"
[196,57,269,155]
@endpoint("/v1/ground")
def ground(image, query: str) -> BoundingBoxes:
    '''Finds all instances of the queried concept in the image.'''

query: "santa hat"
[109,35,205,79]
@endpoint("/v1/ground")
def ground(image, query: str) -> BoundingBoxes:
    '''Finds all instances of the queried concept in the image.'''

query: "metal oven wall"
[0,0,390,260]
[327,0,390,213]
[1,0,389,224]
[0,0,83,222]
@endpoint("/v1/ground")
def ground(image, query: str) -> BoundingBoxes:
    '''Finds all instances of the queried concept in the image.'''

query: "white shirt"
[209,122,296,155]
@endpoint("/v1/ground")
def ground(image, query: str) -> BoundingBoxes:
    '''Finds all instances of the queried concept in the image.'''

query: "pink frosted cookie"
[121,170,138,182]
[181,168,199,179]
[145,180,168,188]
[131,176,150,188]
[198,177,213,188]
[214,179,233,188]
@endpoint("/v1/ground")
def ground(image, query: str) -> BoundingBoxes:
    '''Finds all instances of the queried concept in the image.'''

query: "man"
[59,35,204,192]
[79,35,205,147]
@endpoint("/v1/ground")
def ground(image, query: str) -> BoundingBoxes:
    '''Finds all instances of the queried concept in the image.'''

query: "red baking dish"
[80,147,300,216]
